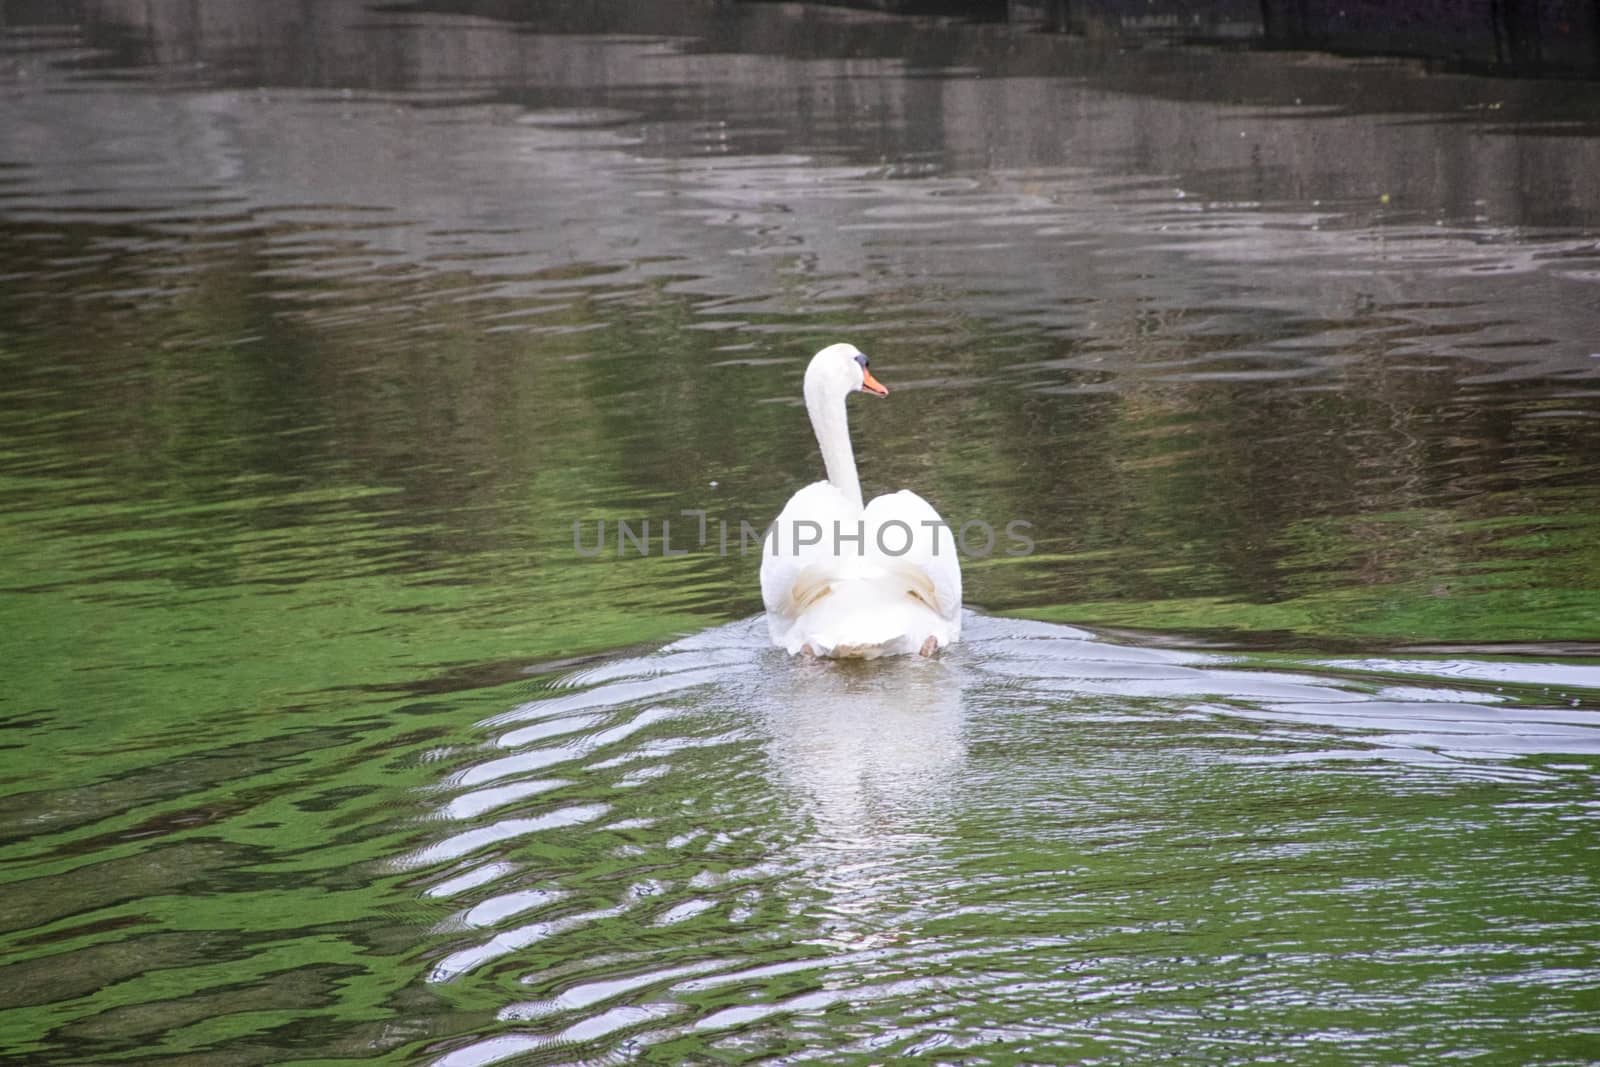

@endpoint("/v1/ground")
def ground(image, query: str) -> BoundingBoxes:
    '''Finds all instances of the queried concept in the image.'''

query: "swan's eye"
[853,353,869,369]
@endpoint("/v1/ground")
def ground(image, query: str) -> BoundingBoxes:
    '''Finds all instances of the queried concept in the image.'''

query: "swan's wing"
[863,489,963,622]
[760,481,862,620]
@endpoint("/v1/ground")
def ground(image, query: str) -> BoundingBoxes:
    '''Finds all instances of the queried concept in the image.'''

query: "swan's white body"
[759,344,962,658]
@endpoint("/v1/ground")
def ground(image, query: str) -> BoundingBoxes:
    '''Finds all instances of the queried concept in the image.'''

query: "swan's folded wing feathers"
[759,481,860,621]
[863,489,962,623]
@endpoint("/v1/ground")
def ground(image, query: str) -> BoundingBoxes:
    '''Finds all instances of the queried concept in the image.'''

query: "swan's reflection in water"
[757,653,968,950]
[760,656,967,833]
[413,615,1600,1066]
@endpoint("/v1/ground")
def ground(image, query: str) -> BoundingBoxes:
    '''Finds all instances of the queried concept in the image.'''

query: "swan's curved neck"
[805,379,863,511]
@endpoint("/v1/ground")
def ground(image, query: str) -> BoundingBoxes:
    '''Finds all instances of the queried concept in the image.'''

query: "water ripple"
[408,614,1600,1063]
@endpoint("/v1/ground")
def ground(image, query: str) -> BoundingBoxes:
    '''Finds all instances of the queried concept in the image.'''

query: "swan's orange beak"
[861,369,888,397]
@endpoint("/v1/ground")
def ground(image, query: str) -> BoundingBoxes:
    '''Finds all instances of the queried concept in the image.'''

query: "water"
[3,1,1599,1063]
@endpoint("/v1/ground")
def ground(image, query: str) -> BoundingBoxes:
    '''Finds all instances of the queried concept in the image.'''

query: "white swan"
[760,343,962,659]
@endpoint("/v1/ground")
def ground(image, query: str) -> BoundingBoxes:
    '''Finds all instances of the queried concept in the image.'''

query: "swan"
[759,343,962,659]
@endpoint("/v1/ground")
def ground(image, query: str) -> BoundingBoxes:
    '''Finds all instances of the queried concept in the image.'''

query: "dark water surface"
[3,1,1599,1063]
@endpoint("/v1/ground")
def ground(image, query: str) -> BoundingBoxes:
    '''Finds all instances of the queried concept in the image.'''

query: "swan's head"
[805,342,889,400]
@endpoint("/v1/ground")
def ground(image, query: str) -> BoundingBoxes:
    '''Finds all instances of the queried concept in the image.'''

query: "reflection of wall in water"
[59,0,1600,228]
[1260,0,1600,75]
[12,0,1598,374]
[1019,0,1596,75]
[1010,0,1263,38]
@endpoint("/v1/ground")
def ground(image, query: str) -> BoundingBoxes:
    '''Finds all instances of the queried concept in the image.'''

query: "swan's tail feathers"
[771,571,957,659]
